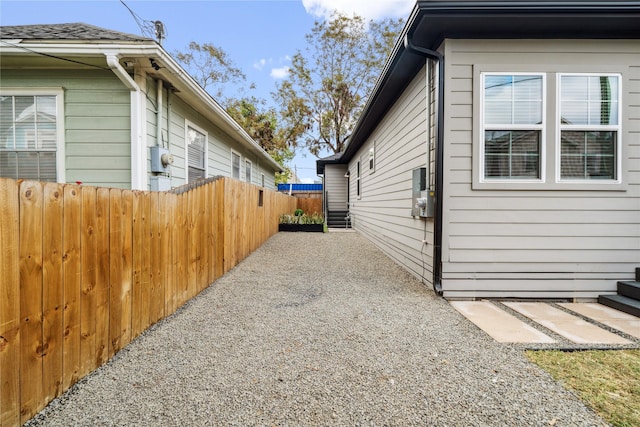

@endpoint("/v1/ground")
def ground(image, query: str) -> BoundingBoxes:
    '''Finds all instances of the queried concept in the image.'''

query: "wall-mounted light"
[344,171,350,178]
[149,58,160,70]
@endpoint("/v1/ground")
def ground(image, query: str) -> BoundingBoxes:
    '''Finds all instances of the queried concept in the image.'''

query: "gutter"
[403,33,444,296]
[106,53,145,190]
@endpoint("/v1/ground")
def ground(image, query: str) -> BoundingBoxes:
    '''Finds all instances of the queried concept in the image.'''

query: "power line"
[0,40,111,71]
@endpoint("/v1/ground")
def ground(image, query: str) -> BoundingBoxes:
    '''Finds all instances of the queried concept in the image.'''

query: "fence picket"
[42,183,64,403]
[95,188,110,367]
[140,192,151,331]
[19,181,44,423]
[131,192,143,338]
[108,189,123,356]
[120,191,134,349]
[1,179,20,427]
[80,186,97,379]
[62,185,82,391]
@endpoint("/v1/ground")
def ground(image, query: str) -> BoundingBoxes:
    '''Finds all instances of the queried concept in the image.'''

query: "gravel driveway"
[27,232,607,426]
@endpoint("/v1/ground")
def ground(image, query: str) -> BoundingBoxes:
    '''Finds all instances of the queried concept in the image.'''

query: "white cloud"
[253,58,267,70]
[301,0,414,21]
[270,66,290,79]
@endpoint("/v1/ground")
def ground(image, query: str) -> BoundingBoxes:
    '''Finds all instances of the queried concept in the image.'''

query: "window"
[0,93,62,181]
[369,146,375,172]
[356,161,361,198]
[482,74,544,180]
[231,151,240,179]
[559,74,619,180]
[186,123,206,182]
[245,160,252,183]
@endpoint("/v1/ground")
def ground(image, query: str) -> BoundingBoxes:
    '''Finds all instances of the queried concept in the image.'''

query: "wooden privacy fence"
[0,177,296,426]
[296,197,323,216]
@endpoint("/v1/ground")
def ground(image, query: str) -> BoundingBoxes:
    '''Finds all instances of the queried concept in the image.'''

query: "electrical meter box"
[411,167,434,218]
[150,146,171,173]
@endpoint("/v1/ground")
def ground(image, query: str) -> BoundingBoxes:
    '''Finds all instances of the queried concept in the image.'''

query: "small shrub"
[279,212,324,225]
[294,208,304,216]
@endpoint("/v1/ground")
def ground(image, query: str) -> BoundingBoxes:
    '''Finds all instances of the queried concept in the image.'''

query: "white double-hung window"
[245,159,252,183]
[186,122,207,182]
[559,74,620,181]
[231,150,241,179]
[0,91,63,182]
[481,73,544,180]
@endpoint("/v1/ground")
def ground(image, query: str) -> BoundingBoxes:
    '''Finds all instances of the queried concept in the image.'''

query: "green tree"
[173,41,247,101]
[174,43,296,182]
[225,97,295,184]
[275,13,403,156]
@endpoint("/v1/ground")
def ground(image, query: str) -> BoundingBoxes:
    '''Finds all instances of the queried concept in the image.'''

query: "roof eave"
[341,0,640,163]
[0,40,283,173]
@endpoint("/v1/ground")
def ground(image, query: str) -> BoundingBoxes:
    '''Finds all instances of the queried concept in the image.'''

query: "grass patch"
[525,349,640,427]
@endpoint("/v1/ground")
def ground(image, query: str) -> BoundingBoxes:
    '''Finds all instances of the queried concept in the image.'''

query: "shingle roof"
[0,22,152,42]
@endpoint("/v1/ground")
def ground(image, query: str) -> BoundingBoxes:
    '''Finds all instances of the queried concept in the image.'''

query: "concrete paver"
[504,302,632,345]
[559,303,640,339]
[450,300,555,343]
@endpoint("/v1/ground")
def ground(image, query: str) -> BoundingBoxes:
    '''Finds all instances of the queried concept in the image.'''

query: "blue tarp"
[278,183,323,192]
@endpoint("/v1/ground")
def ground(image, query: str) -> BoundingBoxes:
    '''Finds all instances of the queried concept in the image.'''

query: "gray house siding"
[348,67,435,283]
[324,164,348,212]
[1,68,132,188]
[441,39,640,298]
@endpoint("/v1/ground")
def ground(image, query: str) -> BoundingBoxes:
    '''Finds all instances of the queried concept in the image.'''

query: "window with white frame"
[187,124,206,182]
[369,145,375,172]
[231,151,240,179]
[245,159,252,183]
[356,161,361,198]
[559,74,620,180]
[481,74,544,180]
[0,93,61,181]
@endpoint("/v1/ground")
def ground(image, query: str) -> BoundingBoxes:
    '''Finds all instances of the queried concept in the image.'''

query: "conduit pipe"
[106,54,144,190]
[403,33,444,296]
[156,79,163,148]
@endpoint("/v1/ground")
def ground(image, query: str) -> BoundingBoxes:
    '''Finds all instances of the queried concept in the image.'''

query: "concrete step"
[618,281,640,301]
[598,294,640,318]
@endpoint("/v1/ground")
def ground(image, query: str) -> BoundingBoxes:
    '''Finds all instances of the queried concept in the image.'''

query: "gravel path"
[27,232,607,426]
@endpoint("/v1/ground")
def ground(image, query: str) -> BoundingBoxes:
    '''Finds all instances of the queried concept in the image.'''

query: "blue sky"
[1,0,414,182]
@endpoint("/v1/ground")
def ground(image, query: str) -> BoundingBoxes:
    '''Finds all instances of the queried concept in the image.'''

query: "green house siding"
[1,68,132,188]
[160,93,278,189]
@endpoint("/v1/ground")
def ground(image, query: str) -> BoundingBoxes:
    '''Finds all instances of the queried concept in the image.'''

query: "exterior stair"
[598,268,640,317]
[327,210,350,228]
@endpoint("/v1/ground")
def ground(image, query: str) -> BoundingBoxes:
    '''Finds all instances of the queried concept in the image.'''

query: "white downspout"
[156,79,163,148]
[106,54,145,190]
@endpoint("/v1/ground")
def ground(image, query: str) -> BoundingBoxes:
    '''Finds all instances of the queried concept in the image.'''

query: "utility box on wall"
[150,146,173,173]
[411,167,434,218]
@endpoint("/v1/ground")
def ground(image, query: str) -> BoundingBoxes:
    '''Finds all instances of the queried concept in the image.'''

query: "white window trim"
[369,144,375,173]
[555,73,622,184]
[356,160,361,199]
[184,120,208,184]
[245,159,252,183]
[230,149,241,180]
[0,87,66,182]
[479,72,546,184]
